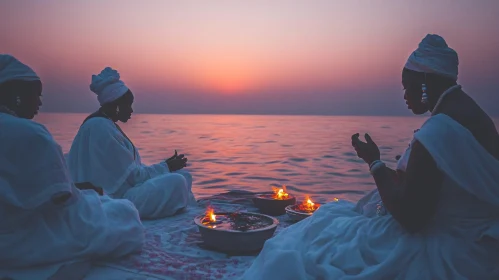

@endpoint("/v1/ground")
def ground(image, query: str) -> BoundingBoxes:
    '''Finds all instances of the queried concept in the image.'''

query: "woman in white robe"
[67,67,196,219]
[0,55,144,279]
[241,34,499,279]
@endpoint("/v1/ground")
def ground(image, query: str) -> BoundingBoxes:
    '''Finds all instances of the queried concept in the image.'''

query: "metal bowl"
[285,205,317,221]
[194,212,279,253]
[252,194,296,216]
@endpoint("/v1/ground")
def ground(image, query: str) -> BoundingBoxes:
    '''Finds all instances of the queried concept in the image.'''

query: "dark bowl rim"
[284,204,318,216]
[194,211,279,233]
[253,194,296,201]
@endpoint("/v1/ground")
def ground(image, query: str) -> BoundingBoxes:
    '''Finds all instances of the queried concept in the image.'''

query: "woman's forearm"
[370,142,443,233]
[370,165,405,221]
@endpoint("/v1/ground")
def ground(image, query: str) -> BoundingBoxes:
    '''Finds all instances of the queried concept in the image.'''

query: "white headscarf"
[90,67,129,105]
[404,34,459,81]
[0,54,40,85]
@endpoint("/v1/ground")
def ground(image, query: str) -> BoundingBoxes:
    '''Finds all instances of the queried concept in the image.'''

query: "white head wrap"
[90,67,129,105]
[404,34,459,81]
[0,54,40,85]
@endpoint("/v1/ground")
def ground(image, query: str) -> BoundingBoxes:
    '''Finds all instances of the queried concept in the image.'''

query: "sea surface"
[37,113,499,204]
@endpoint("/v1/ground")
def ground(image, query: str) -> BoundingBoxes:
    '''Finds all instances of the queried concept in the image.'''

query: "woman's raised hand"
[351,133,381,165]
[165,150,188,172]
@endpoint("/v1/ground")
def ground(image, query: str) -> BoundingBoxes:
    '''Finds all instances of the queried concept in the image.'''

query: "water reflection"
[37,113,498,202]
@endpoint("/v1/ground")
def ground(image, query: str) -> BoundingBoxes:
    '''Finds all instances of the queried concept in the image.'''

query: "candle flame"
[296,195,320,212]
[271,185,290,200]
[205,205,216,223]
[306,198,314,207]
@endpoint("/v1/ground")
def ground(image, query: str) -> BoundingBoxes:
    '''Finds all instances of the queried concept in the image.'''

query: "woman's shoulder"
[77,116,127,145]
[0,117,60,154]
[440,91,493,127]
[80,116,115,132]
[440,91,499,157]
[1,115,51,139]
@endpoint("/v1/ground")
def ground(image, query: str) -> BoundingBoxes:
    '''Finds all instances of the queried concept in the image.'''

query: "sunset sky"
[1,0,498,116]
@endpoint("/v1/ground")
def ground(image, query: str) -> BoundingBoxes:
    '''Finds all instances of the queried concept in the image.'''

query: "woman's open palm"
[166,150,188,172]
[351,133,380,165]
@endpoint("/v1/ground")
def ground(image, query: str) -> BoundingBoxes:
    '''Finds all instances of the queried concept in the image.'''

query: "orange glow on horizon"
[199,65,257,94]
[2,0,498,114]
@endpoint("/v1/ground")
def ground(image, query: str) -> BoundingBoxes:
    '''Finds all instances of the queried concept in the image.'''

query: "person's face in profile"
[117,90,134,123]
[7,80,43,119]
[402,69,428,115]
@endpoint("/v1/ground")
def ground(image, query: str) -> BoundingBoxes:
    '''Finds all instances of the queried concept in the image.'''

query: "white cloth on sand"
[241,113,499,280]
[0,113,144,280]
[0,54,40,84]
[67,117,196,219]
[404,34,459,80]
[90,67,129,105]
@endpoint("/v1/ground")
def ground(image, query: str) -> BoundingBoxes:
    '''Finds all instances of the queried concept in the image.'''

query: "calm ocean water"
[36,113,499,203]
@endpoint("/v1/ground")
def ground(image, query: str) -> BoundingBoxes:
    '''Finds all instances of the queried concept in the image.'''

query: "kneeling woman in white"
[0,55,144,279]
[241,34,499,280]
[67,67,196,219]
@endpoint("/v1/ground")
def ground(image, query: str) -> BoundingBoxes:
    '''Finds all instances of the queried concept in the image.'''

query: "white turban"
[0,54,40,85]
[404,34,459,81]
[90,67,129,105]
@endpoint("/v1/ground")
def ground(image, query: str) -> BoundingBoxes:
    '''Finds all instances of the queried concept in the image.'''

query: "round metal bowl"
[194,212,279,253]
[252,194,296,216]
[285,205,317,221]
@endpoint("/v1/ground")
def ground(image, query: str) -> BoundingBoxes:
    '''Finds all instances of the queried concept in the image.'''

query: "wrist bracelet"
[369,160,382,169]
[369,160,385,175]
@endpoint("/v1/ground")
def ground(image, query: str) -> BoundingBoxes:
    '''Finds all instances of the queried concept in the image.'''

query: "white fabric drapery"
[241,114,499,280]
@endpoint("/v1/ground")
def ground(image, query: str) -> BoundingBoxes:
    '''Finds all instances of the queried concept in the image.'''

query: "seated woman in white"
[241,34,499,280]
[67,67,196,219]
[0,55,144,279]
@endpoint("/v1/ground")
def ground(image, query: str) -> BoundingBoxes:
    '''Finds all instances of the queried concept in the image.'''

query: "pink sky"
[1,0,498,115]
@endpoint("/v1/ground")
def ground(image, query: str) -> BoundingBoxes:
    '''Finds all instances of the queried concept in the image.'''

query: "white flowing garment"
[241,114,499,280]
[67,117,196,219]
[0,113,144,279]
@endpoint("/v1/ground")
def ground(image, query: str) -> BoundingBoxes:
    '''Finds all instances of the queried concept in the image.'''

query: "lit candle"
[204,206,217,223]
[271,185,290,200]
[296,195,320,212]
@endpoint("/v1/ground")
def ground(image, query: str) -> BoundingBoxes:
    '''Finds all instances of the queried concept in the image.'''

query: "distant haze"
[1,0,498,116]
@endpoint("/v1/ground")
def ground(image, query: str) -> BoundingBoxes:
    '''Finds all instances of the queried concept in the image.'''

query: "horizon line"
[38,111,499,118]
